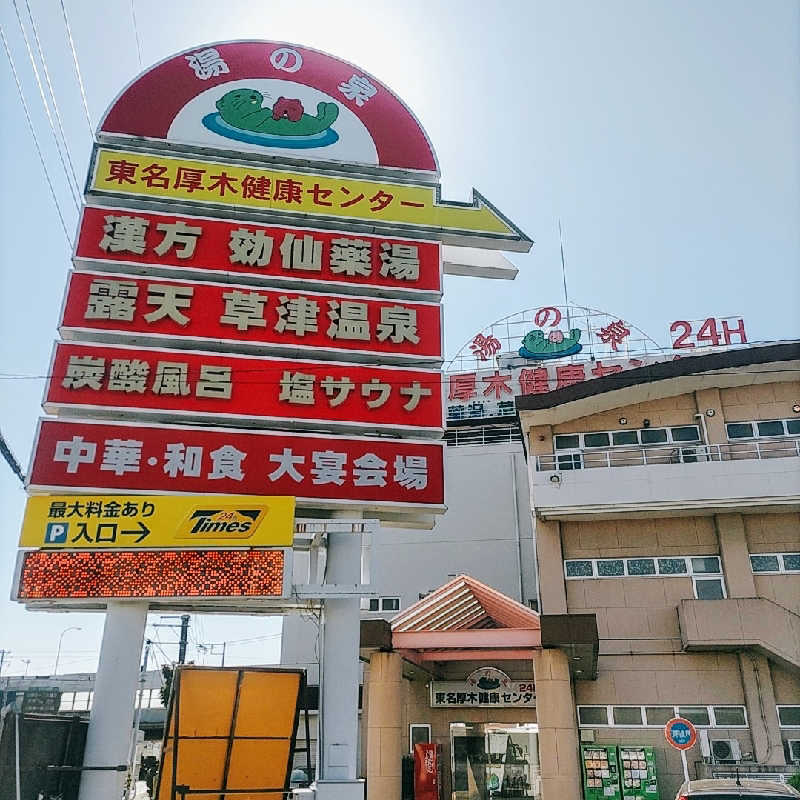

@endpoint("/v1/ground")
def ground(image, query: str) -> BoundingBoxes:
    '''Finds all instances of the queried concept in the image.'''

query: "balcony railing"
[445,424,523,447]
[536,437,800,472]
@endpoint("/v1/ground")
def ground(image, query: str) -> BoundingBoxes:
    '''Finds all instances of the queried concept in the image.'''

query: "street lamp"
[53,626,82,676]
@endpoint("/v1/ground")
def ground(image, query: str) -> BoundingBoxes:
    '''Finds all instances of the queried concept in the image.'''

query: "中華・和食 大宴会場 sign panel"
[27,418,445,511]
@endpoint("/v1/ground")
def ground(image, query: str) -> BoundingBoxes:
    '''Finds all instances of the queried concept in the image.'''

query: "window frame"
[564,555,726,599]
[726,419,800,441]
[577,704,747,729]
[363,596,401,613]
[777,706,800,728]
[554,425,702,450]
[409,723,432,753]
[750,553,800,574]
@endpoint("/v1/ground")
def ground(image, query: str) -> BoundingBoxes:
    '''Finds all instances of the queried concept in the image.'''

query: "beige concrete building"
[357,342,799,800]
[516,341,800,798]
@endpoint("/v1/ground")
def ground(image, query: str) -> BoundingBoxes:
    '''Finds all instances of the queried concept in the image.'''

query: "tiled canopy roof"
[390,575,541,662]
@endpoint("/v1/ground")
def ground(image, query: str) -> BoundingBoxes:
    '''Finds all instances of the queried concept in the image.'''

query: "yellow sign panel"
[90,147,528,246]
[157,667,303,800]
[19,495,295,549]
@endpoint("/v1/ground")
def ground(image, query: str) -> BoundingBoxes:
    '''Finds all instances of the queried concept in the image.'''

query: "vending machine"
[617,746,659,800]
[413,742,442,800]
[580,744,621,800]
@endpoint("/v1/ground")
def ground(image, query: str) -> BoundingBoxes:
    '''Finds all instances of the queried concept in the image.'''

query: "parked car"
[676,778,800,799]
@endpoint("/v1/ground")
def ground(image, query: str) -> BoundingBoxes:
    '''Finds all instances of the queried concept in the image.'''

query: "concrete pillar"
[532,648,582,800]
[716,513,757,597]
[316,525,365,800]
[535,519,567,614]
[739,653,785,765]
[366,651,404,800]
[695,388,726,445]
[78,601,148,800]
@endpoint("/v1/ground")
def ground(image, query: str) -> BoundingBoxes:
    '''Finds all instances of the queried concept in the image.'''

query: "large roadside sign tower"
[12,41,531,799]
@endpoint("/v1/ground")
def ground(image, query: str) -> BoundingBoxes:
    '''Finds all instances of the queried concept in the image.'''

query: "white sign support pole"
[315,521,365,800]
[78,601,148,800]
[680,749,689,783]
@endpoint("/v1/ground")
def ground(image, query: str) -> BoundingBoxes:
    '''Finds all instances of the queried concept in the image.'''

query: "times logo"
[178,508,266,539]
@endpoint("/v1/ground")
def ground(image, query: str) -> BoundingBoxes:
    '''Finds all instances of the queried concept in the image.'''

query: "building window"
[750,553,800,574]
[627,558,656,576]
[578,705,747,728]
[678,706,711,726]
[693,578,725,600]
[364,596,401,613]
[564,555,725,599]
[59,692,75,712]
[644,706,674,726]
[556,453,583,470]
[584,432,611,448]
[726,419,800,440]
[711,706,747,727]
[578,706,611,726]
[597,560,624,577]
[658,558,688,575]
[565,560,594,578]
[777,706,800,727]
[613,706,644,726]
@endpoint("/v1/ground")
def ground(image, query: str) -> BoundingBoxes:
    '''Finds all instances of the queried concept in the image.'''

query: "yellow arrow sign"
[19,494,295,549]
[89,146,532,252]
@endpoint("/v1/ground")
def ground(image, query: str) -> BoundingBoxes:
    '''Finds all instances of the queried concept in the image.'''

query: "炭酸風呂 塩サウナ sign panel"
[45,341,444,436]
[60,271,442,364]
[18,494,295,549]
[74,205,443,298]
[27,418,445,512]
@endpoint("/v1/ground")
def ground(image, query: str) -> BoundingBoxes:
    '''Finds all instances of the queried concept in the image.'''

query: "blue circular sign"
[665,717,696,750]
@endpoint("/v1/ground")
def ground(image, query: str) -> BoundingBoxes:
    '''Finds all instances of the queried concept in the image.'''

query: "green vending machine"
[617,746,659,800]
[580,744,621,800]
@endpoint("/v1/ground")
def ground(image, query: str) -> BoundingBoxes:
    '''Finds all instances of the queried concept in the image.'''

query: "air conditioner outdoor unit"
[710,738,741,764]
[786,740,800,764]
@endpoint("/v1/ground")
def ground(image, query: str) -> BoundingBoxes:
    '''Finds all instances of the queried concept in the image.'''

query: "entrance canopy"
[391,575,541,662]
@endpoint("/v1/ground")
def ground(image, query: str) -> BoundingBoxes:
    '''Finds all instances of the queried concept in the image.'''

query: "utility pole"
[178,614,189,665]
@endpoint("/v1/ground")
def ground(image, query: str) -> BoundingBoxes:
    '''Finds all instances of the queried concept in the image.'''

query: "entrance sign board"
[13,548,287,601]
[19,494,295,549]
[430,681,535,708]
[89,147,530,251]
[74,205,443,297]
[98,40,438,173]
[27,418,446,510]
[46,341,444,434]
[60,271,443,363]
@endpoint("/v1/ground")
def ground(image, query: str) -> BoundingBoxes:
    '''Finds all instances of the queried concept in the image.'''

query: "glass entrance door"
[450,723,540,800]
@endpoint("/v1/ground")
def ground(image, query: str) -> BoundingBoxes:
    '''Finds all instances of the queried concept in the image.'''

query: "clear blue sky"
[1,0,798,676]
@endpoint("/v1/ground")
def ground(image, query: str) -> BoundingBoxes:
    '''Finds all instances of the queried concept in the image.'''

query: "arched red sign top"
[98,40,438,175]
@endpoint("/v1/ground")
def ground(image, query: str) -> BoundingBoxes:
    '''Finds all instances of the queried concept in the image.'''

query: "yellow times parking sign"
[19,495,295,549]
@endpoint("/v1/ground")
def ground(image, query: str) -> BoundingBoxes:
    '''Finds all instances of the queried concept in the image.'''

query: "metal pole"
[221,642,226,668]
[680,749,689,783]
[128,639,151,780]
[15,712,21,800]
[78,601,148,800]
[53,626,82,676]
[178,615,190,664]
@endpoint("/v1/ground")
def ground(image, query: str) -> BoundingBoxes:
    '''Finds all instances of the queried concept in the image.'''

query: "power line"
[0,24,72,246]
[22,0,83,198]
[57,0,93,136]
[10,0,80,209]
[130,0,142,68]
